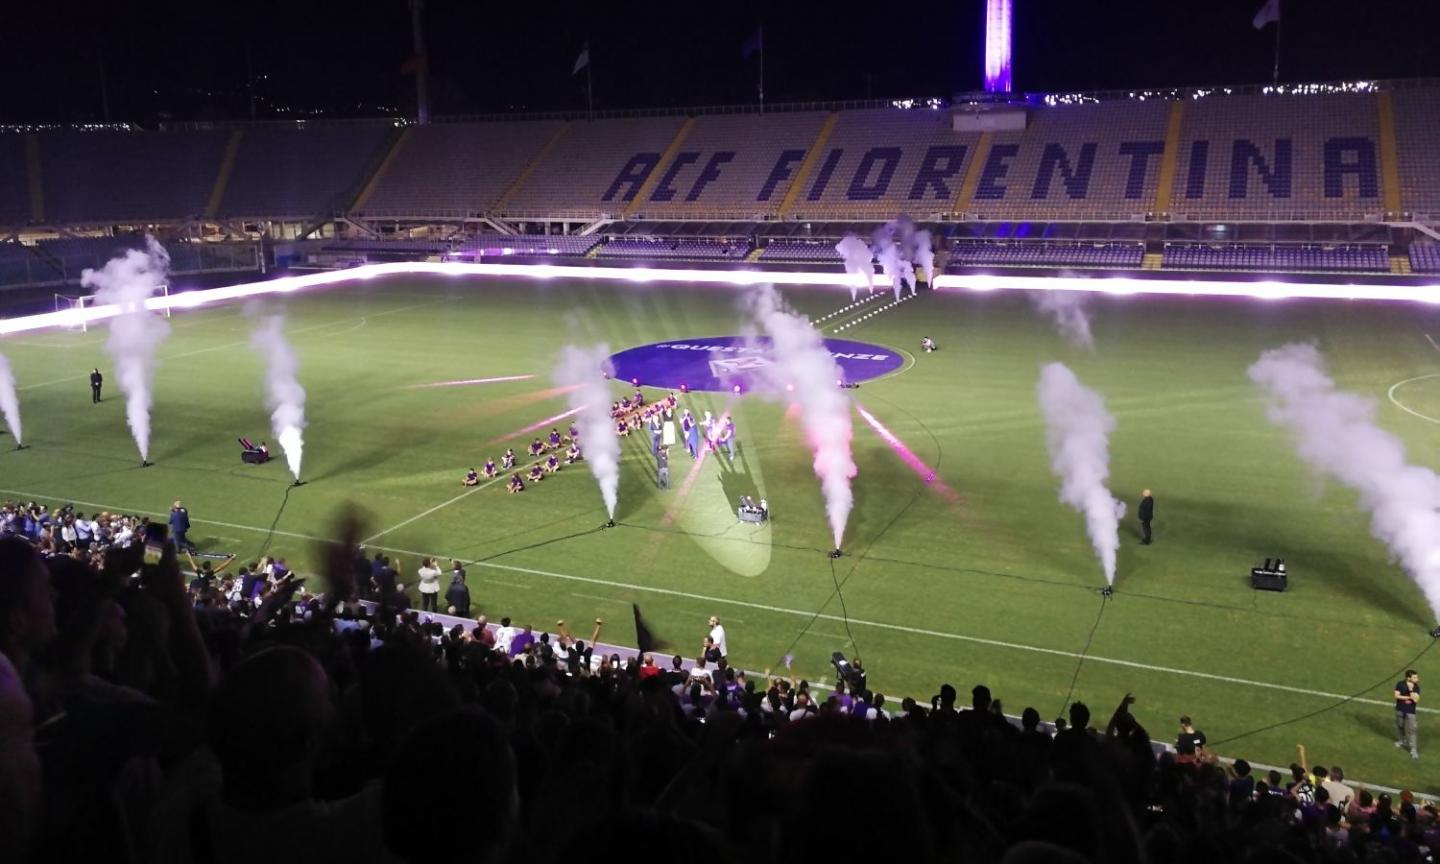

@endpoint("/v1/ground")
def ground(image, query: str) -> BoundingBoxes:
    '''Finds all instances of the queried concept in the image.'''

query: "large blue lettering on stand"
[648,152,700,202]
[757,150,807,201]
[602,154,662,202]
[1031,143,1097,199]
[847,147,902,200]
[1118,141,1165,199]
[1323,137,1379,199]
[909,145,968,200]
[975,144,1020,200]
[1229,139,1292,199]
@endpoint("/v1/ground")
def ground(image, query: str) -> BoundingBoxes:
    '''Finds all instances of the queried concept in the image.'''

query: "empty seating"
[950,241,1144,268]
[760,240,844,262]
[359,121,565,216]
[1391,89,1440,218]
[629,112,829,220]
[40,130,227,223]
[220,124,393,219]
[1408,242,1440,274]
[0,243,54,287]
[461,235,599,257]
[1172,93,1382,221]
[500,116,686,218]
[1161,243,1388,273]
[596,238,751,259]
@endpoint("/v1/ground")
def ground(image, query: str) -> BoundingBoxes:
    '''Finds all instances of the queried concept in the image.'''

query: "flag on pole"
[1253,0,1281,30]
[573,44,590,74]
[741,27,763,60]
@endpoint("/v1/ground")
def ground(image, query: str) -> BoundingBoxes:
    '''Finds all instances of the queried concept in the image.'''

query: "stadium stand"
[1171,93,1383,221]
[1161,242,1390,273]
[357,120,566,217]
[968,101,1172,221]
[627,112,830,219]
[1408,241,1440,274]
[462,234,600,257]
[596,237,752,259]
[952,241,1145,268]
[499,116,687,219]
[760,239,845,262]
[0,242,53,287]
[1391,88,1440,220]
[38,130,228,223]
[219,124,394,219]
[0,135,30,225]
[784,108,975,221]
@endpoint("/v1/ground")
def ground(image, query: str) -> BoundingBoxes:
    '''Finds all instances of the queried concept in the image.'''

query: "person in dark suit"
[1138,489,1155,545]
[90,368,103,403]
[169,500,195,552]
[445,571,471,618]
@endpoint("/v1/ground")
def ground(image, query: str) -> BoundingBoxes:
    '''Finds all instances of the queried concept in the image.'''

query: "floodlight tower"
[984,0,1013,94]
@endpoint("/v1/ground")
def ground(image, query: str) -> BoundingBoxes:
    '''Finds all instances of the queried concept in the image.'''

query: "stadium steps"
[1376,92,1403,217]
[585,241,605,259]
[298,126,404,239]
[31,243,65,279]
[745,247,765,262]
[622,118,697,218]
[776,112,840,218]
[347,127,414,215]
[1141,252,1164,270]
[1391,255,1412,275]
[952,132,992,216]
[1152,101,1186,217]
[491,122,572,214]
[25,135,44,223]
[204,130,245,220]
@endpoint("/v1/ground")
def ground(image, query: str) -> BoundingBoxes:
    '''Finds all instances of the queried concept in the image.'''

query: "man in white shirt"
[707,615,728,660]
[687,657,713,691]
[494,617,518,654]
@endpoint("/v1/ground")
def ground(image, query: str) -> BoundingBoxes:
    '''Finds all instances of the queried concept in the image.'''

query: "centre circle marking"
[608,335,904,392]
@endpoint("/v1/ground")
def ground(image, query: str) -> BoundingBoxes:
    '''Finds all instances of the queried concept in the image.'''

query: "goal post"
[54,293,88,332]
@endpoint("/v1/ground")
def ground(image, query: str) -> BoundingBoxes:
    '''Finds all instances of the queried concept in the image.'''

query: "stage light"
[732,384,742,394]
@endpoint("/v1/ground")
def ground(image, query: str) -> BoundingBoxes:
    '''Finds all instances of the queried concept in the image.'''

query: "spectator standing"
[1138,489,1155,545]
[445,571,470,617]
[494,617,517,654]
[1318,766,1353,809]
[416,557,442,612]
[1176,715,1207,762]
[1394,669,1420,760]
[707,615,727,659]
[169,500,194,551]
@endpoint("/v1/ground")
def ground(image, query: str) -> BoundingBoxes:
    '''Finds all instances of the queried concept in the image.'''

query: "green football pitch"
[3,274,1439,791]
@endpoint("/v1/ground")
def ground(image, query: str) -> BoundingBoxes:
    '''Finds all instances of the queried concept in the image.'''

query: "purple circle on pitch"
[609,336,904,392]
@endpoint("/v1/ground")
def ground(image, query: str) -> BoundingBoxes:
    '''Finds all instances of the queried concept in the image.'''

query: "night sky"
[4,0,1438,125]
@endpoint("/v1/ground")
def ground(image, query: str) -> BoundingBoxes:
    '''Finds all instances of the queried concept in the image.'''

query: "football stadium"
[4,2,1440,861]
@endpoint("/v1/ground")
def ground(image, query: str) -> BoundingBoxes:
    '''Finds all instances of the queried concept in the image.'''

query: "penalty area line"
[1,485,1434,717]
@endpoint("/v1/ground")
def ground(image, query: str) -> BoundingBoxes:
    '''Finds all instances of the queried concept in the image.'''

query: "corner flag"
[1253,0,1281,30]
[573,45,590,75]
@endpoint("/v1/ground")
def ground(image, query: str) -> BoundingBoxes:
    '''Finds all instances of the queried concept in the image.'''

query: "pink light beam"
[489,405,584,446]
[855,403,959,503]
[407,374,535,389]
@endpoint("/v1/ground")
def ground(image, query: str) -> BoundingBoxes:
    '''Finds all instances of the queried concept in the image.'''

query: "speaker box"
[1251,568,1287,592]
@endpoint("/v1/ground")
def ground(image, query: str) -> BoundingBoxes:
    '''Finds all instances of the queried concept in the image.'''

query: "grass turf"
[2,274,1439,792]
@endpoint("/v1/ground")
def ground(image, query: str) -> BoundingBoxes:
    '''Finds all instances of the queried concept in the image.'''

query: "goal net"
[54,293,89,332]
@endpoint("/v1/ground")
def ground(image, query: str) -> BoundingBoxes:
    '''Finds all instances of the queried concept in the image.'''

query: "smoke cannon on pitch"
[0,352,21,447]
[1249,343,1440,627]
[82,236,172,462]
[1036,363,1125,585]
[911,229,935,287]
[835,235,875,302]
[553,345,622,519]
[742,284,856,549]
[249,315,307,482]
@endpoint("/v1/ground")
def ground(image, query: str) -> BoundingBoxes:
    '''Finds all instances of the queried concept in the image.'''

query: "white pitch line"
[361,472,512,544]
[3,484,1436,717]
[1386,373,1440,425]
[1426,333,1440,353]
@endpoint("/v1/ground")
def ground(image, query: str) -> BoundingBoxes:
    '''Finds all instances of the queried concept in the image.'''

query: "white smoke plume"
[249,315,307,481]
[1033,291,1095,349]
[0,353,20,445]
[553,345,621,518]
[81,236,172,461]
[872,221,913,301]
[1036,363,1126,584]
[1249,343,1440,623]
[834,235,875,301]
[744,284,856,548]
[911,229,935,287]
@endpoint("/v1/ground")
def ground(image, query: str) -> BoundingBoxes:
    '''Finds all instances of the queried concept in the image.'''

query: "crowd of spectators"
[1,502,1437,864]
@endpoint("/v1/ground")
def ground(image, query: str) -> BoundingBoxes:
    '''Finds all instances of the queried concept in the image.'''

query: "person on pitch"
[921,336,936,353]
[507,473,525,493]
[656,445,671,490]
[544,453,560,474]
[527,463,544,483]
[717,419,736,461]
[548,428,563,450]
[528,438,545,457]
[1138,489,1155,545]
[90,367,104,403]
[502,448,516,470]
[462,468,480,487]
[482,458,498,478]
[649,413,663,455]
[566,442,582,464]
[683,411,700,459]
[1395,669,1420,760]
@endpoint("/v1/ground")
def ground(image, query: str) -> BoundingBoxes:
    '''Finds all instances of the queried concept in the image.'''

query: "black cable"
[829,553,861,662]
[1207,636,1437,748]
[1056,592,1109,720]
[253,482,294,560]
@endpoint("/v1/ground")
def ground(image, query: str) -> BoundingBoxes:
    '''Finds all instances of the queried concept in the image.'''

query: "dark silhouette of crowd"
[1,507,1437,864]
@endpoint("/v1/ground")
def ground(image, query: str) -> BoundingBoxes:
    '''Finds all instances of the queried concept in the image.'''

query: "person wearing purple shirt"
[509,625,535,657]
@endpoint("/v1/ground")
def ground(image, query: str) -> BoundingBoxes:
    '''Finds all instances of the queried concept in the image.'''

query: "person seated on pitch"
[633,389,645,406]
[921,336,936,353]
[482,458,498,478]
[502,448,516,470]
[528,438,545,457]
[527,463,545,483]
[566,443,582,463]
[462,468,480,487]
[545,454,560,474]
[569,423,580,441]
[666,392,678,410]
[616,418,629,436]
[258,441,270,459]
[548,428,563,450]
[508,473,525,494]
[611,401,622,417]
[621,396,633,412]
